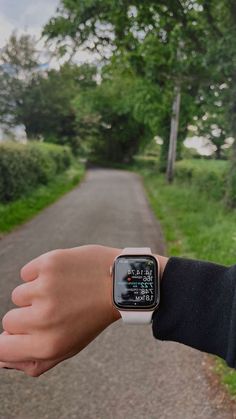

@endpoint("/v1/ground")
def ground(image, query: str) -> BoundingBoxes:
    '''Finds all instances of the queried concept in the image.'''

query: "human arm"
[153,257,236,368]
[1,246,236,377]
[0,245,168,376]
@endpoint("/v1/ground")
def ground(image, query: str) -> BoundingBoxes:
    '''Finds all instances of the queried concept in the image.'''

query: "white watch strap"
[119,247,153,325]
[121,247,151,255]
[119,310,153,324]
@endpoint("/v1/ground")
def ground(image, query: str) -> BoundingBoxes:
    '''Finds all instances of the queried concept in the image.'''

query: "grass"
[0,159,85,235]
[176,158,229,171]
[139,166,236,264]
[134,163,236,398]
[214,358,236,398]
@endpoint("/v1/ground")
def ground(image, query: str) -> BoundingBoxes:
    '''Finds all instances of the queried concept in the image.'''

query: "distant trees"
[0,33,40,129]
[74,68,149,163]
[43,0,236,182]
[22,63,97,154]
[0,33,97,154]
[1,2,236,203]
[42,1,207,177]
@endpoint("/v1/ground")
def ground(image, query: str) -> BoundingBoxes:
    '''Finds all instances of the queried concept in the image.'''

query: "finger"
[0,358,64,377]
[0,331,73,375]
[0,361,25,370]
[11,282,36,307]
[2,307,34,334]
[0,333,14,368]
[0,334,37,362]
[20,258,40,282]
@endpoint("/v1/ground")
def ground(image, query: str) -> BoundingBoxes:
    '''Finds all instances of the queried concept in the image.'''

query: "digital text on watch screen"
[114,256,158,309]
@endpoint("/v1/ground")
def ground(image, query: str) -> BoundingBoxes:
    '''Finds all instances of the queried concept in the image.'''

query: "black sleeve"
[152,257,236,368]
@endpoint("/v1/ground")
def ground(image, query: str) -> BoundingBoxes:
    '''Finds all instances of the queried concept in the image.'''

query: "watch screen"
[114,256,158,309]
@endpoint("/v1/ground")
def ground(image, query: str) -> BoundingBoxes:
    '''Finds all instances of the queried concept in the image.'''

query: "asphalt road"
[0,168,233,419]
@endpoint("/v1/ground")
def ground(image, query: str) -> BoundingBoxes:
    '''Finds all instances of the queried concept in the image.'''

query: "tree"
[197,1,236,203]
[44,0,236,192]
[74,68,148,163]
[0,32,97,154]
[43,1,212,177]
[0,32,40,130]
[189,82,232,159]
[21,63,97,153]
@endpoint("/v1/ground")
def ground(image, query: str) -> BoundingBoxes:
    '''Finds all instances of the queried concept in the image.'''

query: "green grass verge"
[214,358,236,398]
[135,164,236,399]
[0,160,85,235]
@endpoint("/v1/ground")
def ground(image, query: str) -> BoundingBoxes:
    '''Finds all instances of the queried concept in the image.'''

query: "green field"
[137,159,236,399]
[0,159,85,235]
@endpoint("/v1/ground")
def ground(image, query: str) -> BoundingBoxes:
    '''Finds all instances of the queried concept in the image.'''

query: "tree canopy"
[43,0,236,174]
[1,2,236,199]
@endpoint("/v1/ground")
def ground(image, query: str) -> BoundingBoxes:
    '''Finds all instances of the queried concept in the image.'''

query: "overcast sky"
[0,0,96,64]
[0,0,59,47]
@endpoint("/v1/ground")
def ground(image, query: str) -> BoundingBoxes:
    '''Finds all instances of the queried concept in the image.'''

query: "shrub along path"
[0,168,233,419]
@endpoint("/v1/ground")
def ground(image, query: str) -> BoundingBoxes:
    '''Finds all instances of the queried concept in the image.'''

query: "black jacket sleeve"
[152,257,236,368]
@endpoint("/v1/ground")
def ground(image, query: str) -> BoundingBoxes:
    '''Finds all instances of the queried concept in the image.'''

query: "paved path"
[0,169,233,419]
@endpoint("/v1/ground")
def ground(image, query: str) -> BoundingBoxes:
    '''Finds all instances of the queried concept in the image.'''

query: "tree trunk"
[215,143,222,159]
[166,83,181,183]
[225,131,236,207]
[225,73,236,207]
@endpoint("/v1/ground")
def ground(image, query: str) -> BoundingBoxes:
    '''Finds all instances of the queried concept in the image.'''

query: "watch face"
[113,255,159,310]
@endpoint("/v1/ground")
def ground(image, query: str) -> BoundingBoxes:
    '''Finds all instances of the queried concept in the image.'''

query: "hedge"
[175,159,229,201]
[0,142,72,203]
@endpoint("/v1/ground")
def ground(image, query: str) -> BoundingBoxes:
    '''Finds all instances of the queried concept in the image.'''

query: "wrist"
[103,247,122,323]
[109,249,168,323]
[155,254,169,280]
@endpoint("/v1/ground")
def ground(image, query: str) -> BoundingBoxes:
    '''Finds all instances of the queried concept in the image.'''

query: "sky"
[0,0,59,47]
[0,0,95,64]
[0,1,232,153]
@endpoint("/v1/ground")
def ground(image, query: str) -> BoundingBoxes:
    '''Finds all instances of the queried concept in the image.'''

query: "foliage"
[22,63,97,154]
[1,3,236,194]
[74,70,149,163]
[214,358,236,399]
[198,1,236,204]
[0,159,84,234]
[0,142,72,203]
[137,163,236,395]
[226,154,236,208]
[191,84,231,160]
[0,33,97,154]
[44,1,207,170]
[175,159,229,200]
[43,0,236,183]
[139,163,236,263]
[0,33,40,128]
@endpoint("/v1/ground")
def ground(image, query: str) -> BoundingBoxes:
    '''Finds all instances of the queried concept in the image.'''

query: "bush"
[0,142,72,203]
[175,159,229,201]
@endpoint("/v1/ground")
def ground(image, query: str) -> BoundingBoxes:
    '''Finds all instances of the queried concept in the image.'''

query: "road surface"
[0,169,233,419]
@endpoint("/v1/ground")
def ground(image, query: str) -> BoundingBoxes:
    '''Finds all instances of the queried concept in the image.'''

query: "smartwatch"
[111,248,160,324]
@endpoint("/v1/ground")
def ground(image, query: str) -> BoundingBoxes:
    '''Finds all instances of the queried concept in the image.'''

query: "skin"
[0,245,168,377]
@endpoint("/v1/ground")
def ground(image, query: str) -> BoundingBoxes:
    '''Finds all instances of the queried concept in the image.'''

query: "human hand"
[0,245,121,376]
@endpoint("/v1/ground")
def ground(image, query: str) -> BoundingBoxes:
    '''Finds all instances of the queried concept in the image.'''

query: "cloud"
[0,13,14,47]
[0,0,59,46]
[0,0,96,65]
